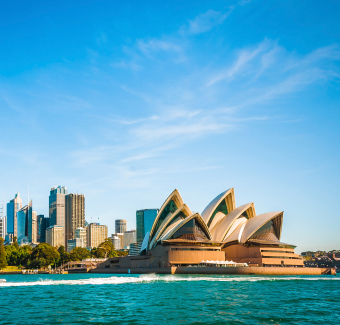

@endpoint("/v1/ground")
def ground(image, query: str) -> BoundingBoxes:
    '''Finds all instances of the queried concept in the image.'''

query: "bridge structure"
[55,259,107,273]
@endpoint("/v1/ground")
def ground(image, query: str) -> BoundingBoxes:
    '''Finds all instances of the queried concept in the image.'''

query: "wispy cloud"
[185,9,233,34]
[207,39,274,86]
[137,39,182,54]
[111,60,142,71]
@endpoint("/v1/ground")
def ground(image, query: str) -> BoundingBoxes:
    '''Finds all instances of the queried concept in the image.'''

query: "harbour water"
[1,273,339,324]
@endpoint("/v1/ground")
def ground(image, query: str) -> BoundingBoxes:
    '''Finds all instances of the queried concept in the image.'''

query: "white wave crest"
[0,274,339,287]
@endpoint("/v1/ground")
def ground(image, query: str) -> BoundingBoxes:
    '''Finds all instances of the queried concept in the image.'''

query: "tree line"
[0,237,127,270]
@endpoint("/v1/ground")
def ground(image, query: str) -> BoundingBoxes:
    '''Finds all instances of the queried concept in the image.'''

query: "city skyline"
[1,1,340,253]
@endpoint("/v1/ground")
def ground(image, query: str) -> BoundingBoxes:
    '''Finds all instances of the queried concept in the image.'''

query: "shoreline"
[90,266,336,276]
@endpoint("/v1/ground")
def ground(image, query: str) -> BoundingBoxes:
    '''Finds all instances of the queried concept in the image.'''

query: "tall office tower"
[65,193,85,248]
[26,201,38,244]
[49,186,67,229]
[37,215,48,243]
[6,192,22,237]
[123,230,137,249]
[87,223,108,248]
[75,227,87,247]
[46,225,64,247]
[0,216,6,239]
[136,209,158,243]
[115,219,127,234]
[17,204,29,244]
[28,209,37,244]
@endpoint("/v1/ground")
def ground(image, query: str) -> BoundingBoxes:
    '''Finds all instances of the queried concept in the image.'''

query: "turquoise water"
[0,273,339,324]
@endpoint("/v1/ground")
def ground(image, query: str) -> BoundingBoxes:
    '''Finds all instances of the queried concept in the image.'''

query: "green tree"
[12,237,19,249]
[17,245,32,266]
[27,258,47,269]
[0,238,7,270]
[91,247,105,258]
[29,243,60,267]
[57,245,70,266]
[69,247,91,261]
[116,250,128,257]
[98,238,117,258]
[5,244,19,265]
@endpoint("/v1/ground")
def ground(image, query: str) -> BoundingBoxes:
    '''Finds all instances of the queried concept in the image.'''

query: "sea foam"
[0,274,339,287]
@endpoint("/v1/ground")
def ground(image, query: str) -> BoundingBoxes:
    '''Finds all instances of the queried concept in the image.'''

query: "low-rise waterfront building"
[67,238,86,252]
[129,242,142,256]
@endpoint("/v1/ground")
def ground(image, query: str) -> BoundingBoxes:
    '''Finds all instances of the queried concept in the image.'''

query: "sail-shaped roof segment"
[211,202,256,242]
[223,219,248,244]
[140,231,150,254]
[148,189,184,246]
[159,218,184,242]
[161,213,212,242]
[201,188,236,228]
[148,204,192,250]
[240,211,283,244]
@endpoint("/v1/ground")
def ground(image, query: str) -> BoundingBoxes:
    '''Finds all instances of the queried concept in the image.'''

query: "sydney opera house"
[104,188,305,270]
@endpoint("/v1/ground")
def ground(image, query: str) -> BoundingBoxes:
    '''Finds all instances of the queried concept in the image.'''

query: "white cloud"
[137,39,182,54]
[207,39,274,86]
[186,9,233,34]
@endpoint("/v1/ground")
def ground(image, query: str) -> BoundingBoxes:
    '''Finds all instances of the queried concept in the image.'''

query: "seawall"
[90,266,335,275]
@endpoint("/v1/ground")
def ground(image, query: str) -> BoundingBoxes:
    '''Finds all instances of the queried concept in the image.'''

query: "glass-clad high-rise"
[49,186,67,231]
[6,192,22,236]
[17,205,28,243]
[37,215,48,243]
[136,209,158,243]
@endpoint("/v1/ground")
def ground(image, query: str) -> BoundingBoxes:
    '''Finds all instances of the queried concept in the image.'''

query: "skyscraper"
[49,186,67,234]
[28,207,38,244]
[6,192,22,237]
[123,230,137,249]
[87,223,108,248]
[115,219,127,234]
[17,204,28,244]
[136,209,158,243]
[65,193,85,248]
[0,216,6,240]
[37,215,48,243]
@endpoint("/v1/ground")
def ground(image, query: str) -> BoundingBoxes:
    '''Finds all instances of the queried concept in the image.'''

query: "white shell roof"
[240,211,283,244]
[201,188,234,224]
[211,202,255,242]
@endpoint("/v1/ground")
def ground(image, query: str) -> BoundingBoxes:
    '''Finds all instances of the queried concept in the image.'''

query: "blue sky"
[1,0,339,253]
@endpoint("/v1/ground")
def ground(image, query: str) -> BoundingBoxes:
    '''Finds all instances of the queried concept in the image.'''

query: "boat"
[0,279,6,283]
